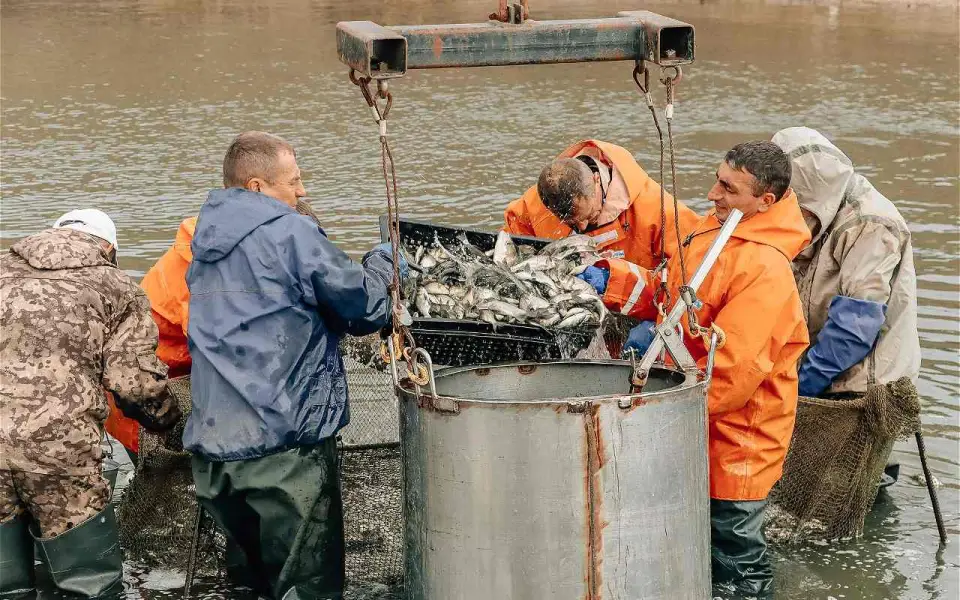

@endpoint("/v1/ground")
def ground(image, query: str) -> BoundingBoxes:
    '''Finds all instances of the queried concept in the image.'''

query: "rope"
[659,66,708,340]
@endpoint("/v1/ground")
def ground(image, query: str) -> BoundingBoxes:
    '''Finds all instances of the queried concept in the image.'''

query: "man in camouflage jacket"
[0,212,181,597]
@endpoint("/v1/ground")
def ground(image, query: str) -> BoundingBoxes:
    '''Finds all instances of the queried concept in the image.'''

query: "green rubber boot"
[0,514,35,598]
[32,504,123,598]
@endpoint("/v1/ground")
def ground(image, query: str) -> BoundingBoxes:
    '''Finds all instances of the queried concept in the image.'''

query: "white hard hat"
[53,209,118,249]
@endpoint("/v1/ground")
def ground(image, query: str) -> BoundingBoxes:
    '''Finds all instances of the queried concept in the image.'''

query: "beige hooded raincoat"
[772,127,920,394]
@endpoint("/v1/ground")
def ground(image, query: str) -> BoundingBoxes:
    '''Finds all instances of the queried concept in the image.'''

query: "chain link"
[349,70,422,384]
[632,62,716,349]
[632,61,670,317]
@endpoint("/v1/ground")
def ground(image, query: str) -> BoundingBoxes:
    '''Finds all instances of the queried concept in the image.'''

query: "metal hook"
[348,68,363,87]
[385,335,401,388]
[660,65,682,86]
[626,347,647,393]
[704,330,719,395]
[632,61,650,93]
[410,347,437,398]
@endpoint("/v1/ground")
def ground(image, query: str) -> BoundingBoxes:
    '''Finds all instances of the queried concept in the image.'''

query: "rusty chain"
[349,70,422,383]
[632,61,671,315]
[633,62,717,351]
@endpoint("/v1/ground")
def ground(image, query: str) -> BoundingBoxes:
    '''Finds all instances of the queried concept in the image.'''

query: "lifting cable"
[633,61,724,350]
[348,70,429,386]
[632,62,671,318]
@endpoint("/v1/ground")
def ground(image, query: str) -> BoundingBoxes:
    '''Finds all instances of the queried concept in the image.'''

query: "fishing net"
[116,375,223,574]
[339,337,404,592]
[767,377,921,541]
[114,337,405,591]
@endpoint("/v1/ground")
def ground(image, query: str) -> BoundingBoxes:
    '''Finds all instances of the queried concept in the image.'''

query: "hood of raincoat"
[11,227,114,271]
[772,127,856,246]
[191,187,294,263]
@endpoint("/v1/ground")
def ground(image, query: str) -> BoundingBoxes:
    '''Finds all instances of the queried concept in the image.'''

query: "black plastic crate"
[378,216,595,366]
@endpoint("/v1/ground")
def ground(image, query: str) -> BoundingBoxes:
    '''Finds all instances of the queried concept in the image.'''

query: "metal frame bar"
[337,10,694,79]
[636,209,745,377]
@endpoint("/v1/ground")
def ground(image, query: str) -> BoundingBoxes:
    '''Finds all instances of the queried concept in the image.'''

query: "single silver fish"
[520,295,551,312]
[414,288,432,318]
[538,313,563,327]
[493,230,519,268]
[557,310,593,329]
[423,282,452,296]
[420,254,438,271]
[477,299,529,321]
[510,254,557,274]
[540,234,596,257]
[479,310,500,329]
[561,274,597,295]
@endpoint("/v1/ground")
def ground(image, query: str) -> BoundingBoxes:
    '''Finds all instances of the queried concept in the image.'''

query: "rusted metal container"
[398,360,710,599]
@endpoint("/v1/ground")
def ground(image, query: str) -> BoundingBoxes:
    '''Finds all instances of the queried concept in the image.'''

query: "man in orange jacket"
[105,218,196,457]
[603,141,810,597]
[504,139,698,314]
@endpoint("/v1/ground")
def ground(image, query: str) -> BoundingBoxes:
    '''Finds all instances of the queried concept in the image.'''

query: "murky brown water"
[2,0,958,597]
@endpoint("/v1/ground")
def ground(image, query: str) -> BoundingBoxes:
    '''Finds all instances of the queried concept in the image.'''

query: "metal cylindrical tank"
[398,360,710,600]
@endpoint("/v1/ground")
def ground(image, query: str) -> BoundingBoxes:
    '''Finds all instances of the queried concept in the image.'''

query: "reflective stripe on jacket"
[503,139,698,312]
[598,193,811,500]
[773,127,920,393]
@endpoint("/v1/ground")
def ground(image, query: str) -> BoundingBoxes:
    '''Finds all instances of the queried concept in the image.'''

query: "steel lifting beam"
[336,10,694,79]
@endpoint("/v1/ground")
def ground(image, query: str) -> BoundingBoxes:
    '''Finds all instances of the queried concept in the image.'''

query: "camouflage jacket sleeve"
[102,290,182,432]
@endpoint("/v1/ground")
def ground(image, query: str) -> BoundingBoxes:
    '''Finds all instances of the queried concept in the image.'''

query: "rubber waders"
[0,514,35,598]
[31,504,124,598]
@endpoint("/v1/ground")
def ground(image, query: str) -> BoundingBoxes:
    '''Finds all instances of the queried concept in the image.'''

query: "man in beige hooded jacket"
[772,127,920,397]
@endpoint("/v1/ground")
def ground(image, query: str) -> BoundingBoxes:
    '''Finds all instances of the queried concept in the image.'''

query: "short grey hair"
[222,131,296,188]
[724,141,792,201]
[537,158,593,220]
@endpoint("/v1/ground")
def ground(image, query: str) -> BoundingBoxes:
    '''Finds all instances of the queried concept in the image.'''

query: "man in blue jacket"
[185,131,402,600]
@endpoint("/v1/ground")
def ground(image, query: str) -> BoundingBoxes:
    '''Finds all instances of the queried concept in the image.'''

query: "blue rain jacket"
[798,295,886,398]
[183,188,393,461]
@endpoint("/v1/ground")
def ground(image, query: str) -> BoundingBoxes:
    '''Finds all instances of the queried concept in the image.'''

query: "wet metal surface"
[2,0,958,598]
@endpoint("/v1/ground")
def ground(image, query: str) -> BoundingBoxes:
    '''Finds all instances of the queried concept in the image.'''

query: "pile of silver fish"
[402,231,607,330]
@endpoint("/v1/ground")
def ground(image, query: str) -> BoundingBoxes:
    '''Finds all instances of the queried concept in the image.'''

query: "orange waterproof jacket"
[104,217,196,452]
[503,140,699,280]
[598,194,811,500]
[141,217,196,378]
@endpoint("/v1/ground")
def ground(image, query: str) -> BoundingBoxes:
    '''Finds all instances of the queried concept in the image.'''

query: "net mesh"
[114,336,405,590]
[767,377,921,541]
[116,376,223,575]
[339,337,404,590]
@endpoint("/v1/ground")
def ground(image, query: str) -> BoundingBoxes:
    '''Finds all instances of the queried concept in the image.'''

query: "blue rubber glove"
[371,242,409,279]
[621,320,657,358]
[798,295,886,397]
[577,266,610,295]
